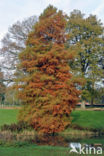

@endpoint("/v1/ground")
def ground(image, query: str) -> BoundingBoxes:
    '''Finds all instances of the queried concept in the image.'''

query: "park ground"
[0,108,104,156]
[0,109,104,129]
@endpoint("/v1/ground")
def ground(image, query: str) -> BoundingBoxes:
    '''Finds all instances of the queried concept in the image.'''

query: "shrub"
[1,121,33,132]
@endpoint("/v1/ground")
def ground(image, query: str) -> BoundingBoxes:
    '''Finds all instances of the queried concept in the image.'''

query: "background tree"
[16,6,81,134]
[0,15,37,83]
[0,69,5,104]
[4,86,21,106]
[66,10,104,105]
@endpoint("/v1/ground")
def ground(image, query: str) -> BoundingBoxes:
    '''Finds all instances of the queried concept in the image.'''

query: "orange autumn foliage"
[16,5,81,134]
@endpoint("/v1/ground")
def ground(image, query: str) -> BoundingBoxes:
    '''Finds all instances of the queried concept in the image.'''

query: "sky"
[0,0,104,42]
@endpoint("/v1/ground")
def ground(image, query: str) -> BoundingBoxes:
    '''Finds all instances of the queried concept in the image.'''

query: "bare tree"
[0,15,37,83]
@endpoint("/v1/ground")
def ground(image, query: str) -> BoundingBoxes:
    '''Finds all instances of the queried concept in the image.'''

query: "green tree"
[67,10,104,105]
[0,69,5,104]
[5,87,21,106]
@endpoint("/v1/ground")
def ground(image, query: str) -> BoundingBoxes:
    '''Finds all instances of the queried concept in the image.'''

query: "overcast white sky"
[0,0,104,41]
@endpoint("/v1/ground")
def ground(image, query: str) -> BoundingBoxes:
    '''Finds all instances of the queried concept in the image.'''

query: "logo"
[69,142,102,155]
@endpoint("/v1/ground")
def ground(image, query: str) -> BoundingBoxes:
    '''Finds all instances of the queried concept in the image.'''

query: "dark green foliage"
[0,70,5,104]
[1,121,33,132]
[67,10,104,104]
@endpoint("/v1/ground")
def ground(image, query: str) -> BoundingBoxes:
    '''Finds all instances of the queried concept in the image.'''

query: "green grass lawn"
[0,109,104,129]
[0,109,18,126]
[0,145,70,156]
[0,144,103,156]
[0,109,104,155]
[71,110,104,129]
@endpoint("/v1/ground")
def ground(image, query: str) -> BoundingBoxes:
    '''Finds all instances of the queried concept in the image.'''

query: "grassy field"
[0,109,104,155]
[0,144,103,156]
[0,145,69,156]
[0,109,104,129]
[0,109,18,126]
[71,110,104,129]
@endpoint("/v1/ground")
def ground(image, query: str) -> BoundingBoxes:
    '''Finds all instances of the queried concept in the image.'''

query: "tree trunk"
[91,97,94,106]
[81,101,86,109]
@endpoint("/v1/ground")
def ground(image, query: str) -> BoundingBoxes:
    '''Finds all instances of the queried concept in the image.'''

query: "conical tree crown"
[16,6,80,133]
